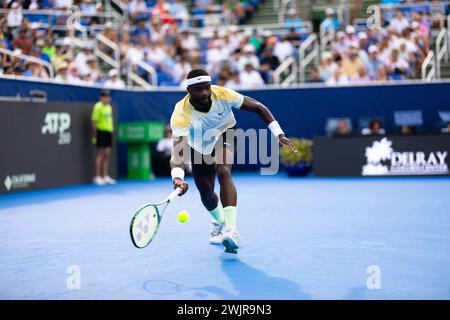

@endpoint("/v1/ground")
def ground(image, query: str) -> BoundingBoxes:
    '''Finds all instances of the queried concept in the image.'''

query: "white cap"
[325,7,335,15]
[229,25,239,33]
[321,51,332,60]
[108,69,118,77]
[337,31,346,39]
[243,44,255,53]
[62,37,72,46]
[368,45,378,54]
[105,21,113,29]
[358,31,368,40]
[263,30,273,37]
[11,2,19,8]
[345,25,356,34]
[288,8,297,15]
[30,22,40,30]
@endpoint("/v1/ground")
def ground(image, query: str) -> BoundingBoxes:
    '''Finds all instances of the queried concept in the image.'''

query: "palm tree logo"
[362,138,394,175]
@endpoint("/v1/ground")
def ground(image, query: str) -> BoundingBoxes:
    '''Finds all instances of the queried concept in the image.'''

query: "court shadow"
[143,258,310,300]
[213,255,311,299]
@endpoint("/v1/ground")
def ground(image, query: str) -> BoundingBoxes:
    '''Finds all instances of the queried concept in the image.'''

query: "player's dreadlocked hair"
[187,69,210,79]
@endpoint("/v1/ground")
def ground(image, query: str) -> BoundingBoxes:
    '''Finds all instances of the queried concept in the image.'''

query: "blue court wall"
[1,78,450,175]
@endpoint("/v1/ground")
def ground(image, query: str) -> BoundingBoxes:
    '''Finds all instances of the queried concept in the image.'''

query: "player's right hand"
[173,177,188,196]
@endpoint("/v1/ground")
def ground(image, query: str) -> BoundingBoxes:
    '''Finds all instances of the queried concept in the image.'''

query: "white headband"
[186,75,211,87]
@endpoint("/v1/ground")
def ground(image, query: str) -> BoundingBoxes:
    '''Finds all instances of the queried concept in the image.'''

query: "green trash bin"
[118,121,165,180]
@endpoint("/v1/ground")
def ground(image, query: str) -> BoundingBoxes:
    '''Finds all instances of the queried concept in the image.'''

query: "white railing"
[448,14,450,55]
[422,51,436,82]
[0,47,55,78]
[191,21,313,40]
[278,0,291,23]
[436,28,448,79]
[298,33,319,83]
[66,6,88,47]
[274,0,283,10]
[320,27,335,53]
[95,34,120,70]
[127,61,157,89]
[0,8,124,34]
[273,56,297,86]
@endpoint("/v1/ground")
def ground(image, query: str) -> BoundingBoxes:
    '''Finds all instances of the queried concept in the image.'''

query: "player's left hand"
[278,134,297,153]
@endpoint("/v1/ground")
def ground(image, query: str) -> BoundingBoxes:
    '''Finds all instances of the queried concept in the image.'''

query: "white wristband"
[268,121,284,138]
[171,167,185,181]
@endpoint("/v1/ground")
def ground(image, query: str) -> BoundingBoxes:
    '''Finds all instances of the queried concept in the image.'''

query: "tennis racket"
[130,187,182,248]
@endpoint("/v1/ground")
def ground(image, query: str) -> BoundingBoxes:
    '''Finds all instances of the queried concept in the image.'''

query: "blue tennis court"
[1,173,449,299]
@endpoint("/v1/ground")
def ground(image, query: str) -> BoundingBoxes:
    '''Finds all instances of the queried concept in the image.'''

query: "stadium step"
[248,0,279,25]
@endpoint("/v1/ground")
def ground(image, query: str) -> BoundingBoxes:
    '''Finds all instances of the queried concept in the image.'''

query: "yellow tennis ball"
[177,211,189,223]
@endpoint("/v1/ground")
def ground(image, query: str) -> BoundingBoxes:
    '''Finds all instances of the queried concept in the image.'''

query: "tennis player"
[170,69,296,253]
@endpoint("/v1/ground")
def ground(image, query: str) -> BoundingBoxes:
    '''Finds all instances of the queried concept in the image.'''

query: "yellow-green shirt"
[92,101,114,132]
[170,85,244,154]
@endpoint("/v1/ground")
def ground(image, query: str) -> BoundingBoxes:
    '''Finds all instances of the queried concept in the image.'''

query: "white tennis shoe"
[103,176,117,185]
[222,228,239,254]
[209,220,225,245]
[93,176,106,186]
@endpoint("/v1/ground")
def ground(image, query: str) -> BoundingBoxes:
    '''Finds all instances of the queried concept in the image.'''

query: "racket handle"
[167,187,182,202]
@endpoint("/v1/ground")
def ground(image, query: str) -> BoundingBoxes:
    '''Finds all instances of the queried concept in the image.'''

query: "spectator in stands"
[85,56,103,83]
[400,125,415,134]
[344,25,359,50]
[171,0,190,28]
[128,0,148,22]
[306,67,323,83]
[67,65,82,85]
[173,55,192,84]
[362,119,386,135]
[91,89,116,186]
[54,62,69,82]
[42,37,56,62]
[273,36,294,62]
[225,72,241,89]
[358,31,370,54]
[342,45,365,80]
[12,29,32,55]
[326,67,349,86]
[23,60,49,79]
[7,2,23,30]
[318,51,334,82]
[206,41,229,76]
[131,17,151,44]
[430,0,446,29]
[365,45,382,80]
[335,119,351,136]
[104,69,125,89]
[354,67,371,84]
[237,44,259,72]
[74,45,95,77]
[178,28,200,61]
[384,48,409,80]
[223,0,246,25]
[321,7,340,32]
[285,8,303,32]
[259,48,280,84]
[333,31,347,56]
[389,9,410,34]
[239,63,264,88]
[61,37,74,61]
[54,0,73,10]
